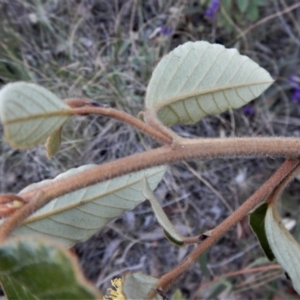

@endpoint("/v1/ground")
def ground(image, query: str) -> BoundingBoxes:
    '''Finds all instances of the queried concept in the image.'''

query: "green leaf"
[236,0,249,13]
[10,165,166,248]
[246,1,259,21]
[222,0,232,11]
[0,82,71,149]
[206,280,232,299]
[46,126,62,158]
[249,203,275,261]
[122,271,162,300]
[142,178,184,246]
[199,252,210,278]
[218,11,234,33]
[173,289,186,300]
[265,202,300,295]
[0,238,101,299]
[196,279,232,299]
[247,256,270,268]
[254,0,266,6]
[145,41,273,126]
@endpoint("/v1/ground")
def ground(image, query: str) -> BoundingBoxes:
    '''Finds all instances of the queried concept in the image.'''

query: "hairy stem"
[153,159,300,294]
[17,137,300,203]
[144,109,181,142]
[65,100,172,145]
[266,161,300,205]
[1,138,300,242]
[0,191,45,244]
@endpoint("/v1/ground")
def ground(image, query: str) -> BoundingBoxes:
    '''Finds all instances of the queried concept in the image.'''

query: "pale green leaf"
[173,289,186,300]
[46,126,62,158]
[265,203,300,295]
[145,41,273,126]
[0,82,71,148]
[0,238,101,299]
[10,165,166,248]
[246,1,259,21]
[122,271,162,300]
[142,178,184,245]
[237,0,249,13]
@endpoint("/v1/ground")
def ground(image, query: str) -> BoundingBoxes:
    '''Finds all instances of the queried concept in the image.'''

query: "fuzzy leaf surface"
[145,41,273,126]
[0,82,71,148]
[142,178,184,245]
[265,203,300,294]
[123,271,162,300]
[11,165,166,247]
[0,238,100,299]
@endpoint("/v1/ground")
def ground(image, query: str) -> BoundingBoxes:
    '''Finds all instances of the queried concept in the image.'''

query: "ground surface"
[1,0,300,299]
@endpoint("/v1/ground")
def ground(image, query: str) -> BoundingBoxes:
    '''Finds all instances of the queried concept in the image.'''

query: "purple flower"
[289,75,300,103]
[205,0,220,21]
[160,26,173,37]
[243,105,255,116]
[292,88,300,103]
[289,75,299,84]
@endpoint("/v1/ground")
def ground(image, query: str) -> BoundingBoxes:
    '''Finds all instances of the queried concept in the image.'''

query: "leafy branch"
[1,41,300,299]
[1,137,300,245]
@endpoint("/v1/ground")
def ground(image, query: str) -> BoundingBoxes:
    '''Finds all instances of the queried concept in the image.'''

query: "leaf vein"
[162,46,195,97]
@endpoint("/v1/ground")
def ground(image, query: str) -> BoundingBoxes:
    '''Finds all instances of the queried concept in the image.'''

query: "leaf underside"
[142,178,184,245]
[265,203,300,295]
[10,165,166,248]
[123,271,162,300]
[0,238,100,299]
[145,41,273,126]
[0,82,70,148]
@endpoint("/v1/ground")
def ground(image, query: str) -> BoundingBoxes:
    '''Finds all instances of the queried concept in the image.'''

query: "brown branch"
[13,137,300,203]
[144,109,181,142]
[266,162,300,205]
[0,194,27,217]
[0,194,27,205]
[1,138,300,243]
[64,99,172,145]
[153,159,300,294]
[0,191,45,244]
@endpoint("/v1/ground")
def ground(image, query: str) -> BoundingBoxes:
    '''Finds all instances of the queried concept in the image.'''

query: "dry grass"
[1,0,300,299]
